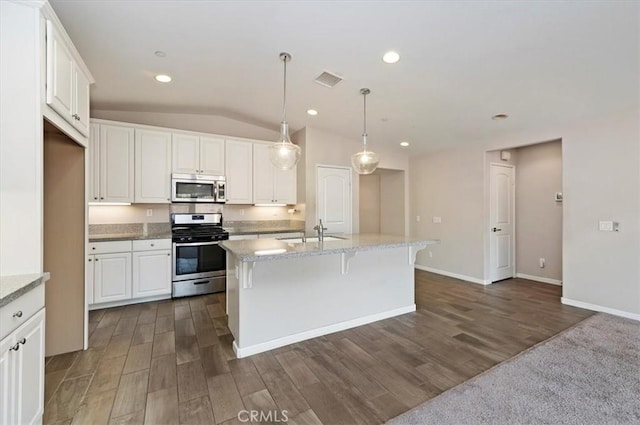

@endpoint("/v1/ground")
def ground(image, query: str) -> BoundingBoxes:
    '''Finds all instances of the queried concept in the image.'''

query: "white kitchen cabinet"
[0,308,45,425]
[172,133,225,175]
[135,129,172,203]
[225,139,253,204]
[132,247,172,298]
[92,252,132,304]
[89,124,135,203]
[45,20,90,136]
[253,143,296,204]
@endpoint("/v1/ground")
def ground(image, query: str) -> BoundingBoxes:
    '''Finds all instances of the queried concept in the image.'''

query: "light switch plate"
[433,217,442,223]
[599,221,613,231]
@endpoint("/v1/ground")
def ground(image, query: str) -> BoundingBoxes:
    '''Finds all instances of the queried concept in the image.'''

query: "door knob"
[492,227,502,232]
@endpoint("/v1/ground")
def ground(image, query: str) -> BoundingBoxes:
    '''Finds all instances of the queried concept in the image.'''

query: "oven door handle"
[173,241,222,247]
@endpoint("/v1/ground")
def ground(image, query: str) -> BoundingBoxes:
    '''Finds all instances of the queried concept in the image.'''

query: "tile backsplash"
[88,203,305,225]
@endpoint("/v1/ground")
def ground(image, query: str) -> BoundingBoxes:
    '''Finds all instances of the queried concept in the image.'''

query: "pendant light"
[269,52,301,170]
[351,88,380,174]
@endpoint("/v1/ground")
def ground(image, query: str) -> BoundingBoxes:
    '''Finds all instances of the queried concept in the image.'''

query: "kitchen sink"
[278,236,345,243]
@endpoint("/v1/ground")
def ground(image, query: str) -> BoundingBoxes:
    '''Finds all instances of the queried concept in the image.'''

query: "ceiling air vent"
[314,71,343,88]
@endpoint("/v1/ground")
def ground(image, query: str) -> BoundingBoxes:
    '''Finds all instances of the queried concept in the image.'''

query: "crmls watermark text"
[238,409,289,423]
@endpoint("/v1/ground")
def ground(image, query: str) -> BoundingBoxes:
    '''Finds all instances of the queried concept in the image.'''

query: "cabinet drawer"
[132,239,171,252]
[89,240,132,254]
[0,284,45,341]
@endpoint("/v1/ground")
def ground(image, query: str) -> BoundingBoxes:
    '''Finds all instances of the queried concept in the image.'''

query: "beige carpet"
[387,313,640,425]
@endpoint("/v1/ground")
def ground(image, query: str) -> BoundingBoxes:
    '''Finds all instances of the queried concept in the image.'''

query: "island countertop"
[220,233,439,262]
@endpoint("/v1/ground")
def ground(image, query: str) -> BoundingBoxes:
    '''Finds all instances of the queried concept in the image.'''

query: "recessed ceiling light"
[154,51,166,58]
[492,114,509,120]
[382,51,400,64]
[400,141,410,147]
[307,109,318,116]
[155,74,172,83]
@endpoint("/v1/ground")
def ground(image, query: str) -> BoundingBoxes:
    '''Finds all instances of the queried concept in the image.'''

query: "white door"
[225,139,253,204]
[0,334,14,425]
[317,166,352,234]
[72,64,90,136]
[100,125,134,203]
[46,21,73,122]
[94,253,132,303]
[252,144,274,204]
[274,167,296,204]
[490,164,515,282]
[132,250,172,298]
[199,136,225,175]
[135,129,172,203]
[13,309,45,425]
[172,133,200,174]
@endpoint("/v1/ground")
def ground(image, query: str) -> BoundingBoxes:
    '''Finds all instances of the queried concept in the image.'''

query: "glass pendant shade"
[351,148,380,175]
[269,121,301,170]
[270,52,300,171]
[352,88,380,175]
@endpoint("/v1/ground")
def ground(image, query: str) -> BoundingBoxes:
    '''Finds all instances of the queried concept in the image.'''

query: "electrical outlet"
[146,209,153,217]
[240,209,245,217]
[599,221,613,231]
[539,258,545,268]
[432,216,442,223]
[428,251,433,258]
[416,215,421,222]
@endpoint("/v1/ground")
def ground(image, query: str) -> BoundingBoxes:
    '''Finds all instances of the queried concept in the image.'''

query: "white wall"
[0,2,43,275]
[92,109,279,141]
[359,174,380,233]
[380,170,406,236]
[410,109,640,317]
[515,141,562,281]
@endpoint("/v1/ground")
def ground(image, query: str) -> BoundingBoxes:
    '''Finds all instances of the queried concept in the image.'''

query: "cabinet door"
[172,133,199,174]
[0,335,14,425]
[72,64,90,136]
[252,144,274,204]
[89,123,100,202]
[86,255,94,305]
[45,21,73,122]
[274,166,296,204]
[135,129,172,203]
[132,250,171,298]
[199,137,225,175]
[94,253,132,303]
[225,139,253,204]
[13,309,45,425]
[100,125,134,203]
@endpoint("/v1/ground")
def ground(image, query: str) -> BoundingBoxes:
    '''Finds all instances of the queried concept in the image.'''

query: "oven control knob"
[187,236,193,241]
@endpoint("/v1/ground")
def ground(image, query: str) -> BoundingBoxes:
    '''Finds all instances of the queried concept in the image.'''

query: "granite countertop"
[89,232,172,243]
[0,273,50,308]
[220,233,440,262]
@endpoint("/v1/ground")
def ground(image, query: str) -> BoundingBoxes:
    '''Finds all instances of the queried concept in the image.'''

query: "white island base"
[224,238,430,358]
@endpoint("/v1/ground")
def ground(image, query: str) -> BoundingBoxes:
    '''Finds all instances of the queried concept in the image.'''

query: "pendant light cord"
[282,57,287,123]
[362,89,368,149]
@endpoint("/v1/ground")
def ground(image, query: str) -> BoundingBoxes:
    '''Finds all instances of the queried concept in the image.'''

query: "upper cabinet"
[89,123,134,203]
[172,133,225,175]
[45,20,91,137]
[253,143,296,205]
[225,139,253,204]
[135,129,172,203]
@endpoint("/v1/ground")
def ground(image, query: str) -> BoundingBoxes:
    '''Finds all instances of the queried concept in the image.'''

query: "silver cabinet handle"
[150,243,154,247]
[13,311,23,318]
[88,258,92,262]
[18,338,26,345]
[10,343,20,352]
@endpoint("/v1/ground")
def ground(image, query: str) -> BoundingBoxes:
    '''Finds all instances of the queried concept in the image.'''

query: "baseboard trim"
[233,304,417,358]
[516,273,562,286]
[561,297,640,321]
[415,265,490,285]
[88,293,171,311]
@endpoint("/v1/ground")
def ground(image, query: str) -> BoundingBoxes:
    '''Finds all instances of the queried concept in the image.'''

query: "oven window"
[175,182,215,200]
[175,244,226,276]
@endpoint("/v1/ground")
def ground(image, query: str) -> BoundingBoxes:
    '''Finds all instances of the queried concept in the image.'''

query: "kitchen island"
[220,234,439,358]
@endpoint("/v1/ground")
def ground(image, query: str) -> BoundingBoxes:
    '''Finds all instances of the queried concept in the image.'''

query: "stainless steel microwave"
[171,174,226,203]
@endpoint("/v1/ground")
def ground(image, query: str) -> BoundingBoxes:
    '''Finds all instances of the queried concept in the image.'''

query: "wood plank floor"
[44,271,593,425]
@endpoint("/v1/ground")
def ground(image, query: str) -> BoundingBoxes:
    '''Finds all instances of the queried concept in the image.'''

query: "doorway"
[359,168,406,235]
[489,163,515,282]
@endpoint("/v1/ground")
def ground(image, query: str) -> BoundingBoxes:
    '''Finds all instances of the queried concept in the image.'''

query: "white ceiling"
[50,0,639,153]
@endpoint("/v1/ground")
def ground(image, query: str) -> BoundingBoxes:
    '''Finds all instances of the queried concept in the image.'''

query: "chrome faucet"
[314,219,328,242]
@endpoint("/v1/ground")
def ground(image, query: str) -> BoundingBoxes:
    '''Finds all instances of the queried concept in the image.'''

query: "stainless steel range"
[171,212,229,298]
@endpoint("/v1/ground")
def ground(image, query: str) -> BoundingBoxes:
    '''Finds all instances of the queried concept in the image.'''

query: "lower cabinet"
[132,250,172,298]
[0,308,45,425]
[88,239,172,308]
